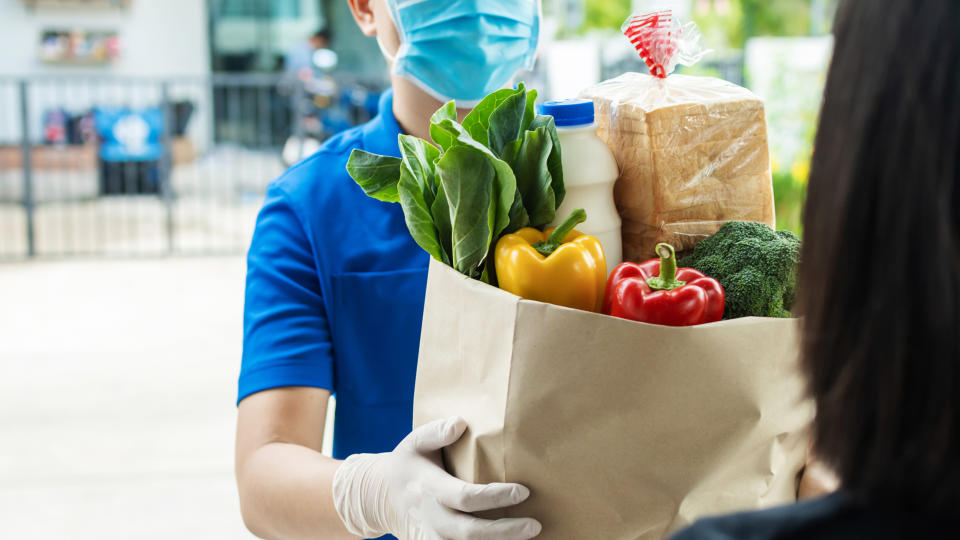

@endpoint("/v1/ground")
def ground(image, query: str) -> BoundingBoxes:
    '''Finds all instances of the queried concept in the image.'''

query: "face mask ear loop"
[376,33,398,66]
[377,0,403,67]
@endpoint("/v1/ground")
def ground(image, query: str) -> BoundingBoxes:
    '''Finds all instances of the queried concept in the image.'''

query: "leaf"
[398,165,445,264]
[486,88,528,157]
[346,149,402,203]
[508,128,557,227]
[506,189,530,233]
[434,117,489,155]
[499,139,529,233]
[346,85,563,282]
[435,146,497,277]
[429,101,458,152]
[398,134,441,207]
[389,135,446,263]
[461,84,526,147]
[432,118,516,239]
[480,262,492,285]
[431,180,453,265]
[488,156,519,240]
[523,87,538,131]
[528,115,565,208]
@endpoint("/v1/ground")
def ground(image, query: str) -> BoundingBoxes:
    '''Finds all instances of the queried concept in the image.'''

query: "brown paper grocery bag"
[414,259,813,539]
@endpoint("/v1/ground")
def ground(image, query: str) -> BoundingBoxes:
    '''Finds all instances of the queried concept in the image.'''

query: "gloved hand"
[332,417,542,540]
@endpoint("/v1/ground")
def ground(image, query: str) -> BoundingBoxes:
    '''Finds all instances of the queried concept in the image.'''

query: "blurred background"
[0,0,835,538]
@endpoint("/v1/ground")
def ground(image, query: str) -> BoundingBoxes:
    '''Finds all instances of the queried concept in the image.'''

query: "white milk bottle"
[540,99,622,268]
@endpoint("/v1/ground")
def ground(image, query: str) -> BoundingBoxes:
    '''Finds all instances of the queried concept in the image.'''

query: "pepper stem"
[533,208,587,257]
[646,243,687,291]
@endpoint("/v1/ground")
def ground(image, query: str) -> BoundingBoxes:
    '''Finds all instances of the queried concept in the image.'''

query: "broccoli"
[678,221,801,319]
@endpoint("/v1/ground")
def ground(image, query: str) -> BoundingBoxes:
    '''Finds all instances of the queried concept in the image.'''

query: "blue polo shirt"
[239,89,429,460]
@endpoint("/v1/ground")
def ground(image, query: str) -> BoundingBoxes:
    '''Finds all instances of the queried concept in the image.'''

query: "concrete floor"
[0,257,263,539]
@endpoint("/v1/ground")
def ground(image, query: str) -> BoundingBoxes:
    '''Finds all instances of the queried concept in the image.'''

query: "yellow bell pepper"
[494,209,607,312]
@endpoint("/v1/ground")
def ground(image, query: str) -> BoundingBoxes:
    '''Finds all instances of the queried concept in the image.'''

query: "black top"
[669,492,958,540]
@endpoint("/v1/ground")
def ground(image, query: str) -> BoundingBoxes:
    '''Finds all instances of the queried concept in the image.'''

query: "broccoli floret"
[678,221,801,319]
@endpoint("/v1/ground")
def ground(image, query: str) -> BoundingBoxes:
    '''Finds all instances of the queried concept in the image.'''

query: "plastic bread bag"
[580,2,775,261]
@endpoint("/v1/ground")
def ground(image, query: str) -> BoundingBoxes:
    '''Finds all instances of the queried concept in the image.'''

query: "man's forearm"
[237,442,356,540]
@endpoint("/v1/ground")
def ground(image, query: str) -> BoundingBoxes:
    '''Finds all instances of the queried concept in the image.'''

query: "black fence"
[0,74,381,260]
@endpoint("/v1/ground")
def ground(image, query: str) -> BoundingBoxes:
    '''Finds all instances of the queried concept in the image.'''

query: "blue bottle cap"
[537,99,595,127]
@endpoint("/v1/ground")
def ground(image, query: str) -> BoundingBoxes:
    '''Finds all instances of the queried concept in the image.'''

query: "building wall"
[0,0,211,145]
[0,0,209,77]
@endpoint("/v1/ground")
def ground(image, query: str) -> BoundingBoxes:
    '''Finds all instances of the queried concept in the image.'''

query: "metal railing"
[0,74,381,260]
[0,60,746,261]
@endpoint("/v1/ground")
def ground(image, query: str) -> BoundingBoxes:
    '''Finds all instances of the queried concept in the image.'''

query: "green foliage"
[691,0,839,48]
[679,221,801,319]
[553,0,837,41]
[346,84,564,281]
[691,0,746,49]
[583,0,632,32]
[773,171,807,237]
[741,0,815,41]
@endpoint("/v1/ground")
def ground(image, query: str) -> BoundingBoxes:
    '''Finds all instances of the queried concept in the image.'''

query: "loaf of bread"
[581,73,775,261]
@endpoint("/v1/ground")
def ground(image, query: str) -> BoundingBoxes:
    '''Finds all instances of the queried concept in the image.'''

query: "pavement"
[0,256,332,539]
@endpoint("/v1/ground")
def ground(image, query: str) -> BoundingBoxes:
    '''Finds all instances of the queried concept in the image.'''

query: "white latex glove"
[332,417,542,540]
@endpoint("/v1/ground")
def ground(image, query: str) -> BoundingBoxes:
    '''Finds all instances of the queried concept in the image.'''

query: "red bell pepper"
[603,243,725,326]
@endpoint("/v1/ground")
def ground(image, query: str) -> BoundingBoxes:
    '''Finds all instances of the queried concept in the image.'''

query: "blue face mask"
[383,0,541,104]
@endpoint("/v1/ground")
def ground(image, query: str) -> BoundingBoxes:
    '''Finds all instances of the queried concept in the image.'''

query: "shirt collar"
[361,88,403,158]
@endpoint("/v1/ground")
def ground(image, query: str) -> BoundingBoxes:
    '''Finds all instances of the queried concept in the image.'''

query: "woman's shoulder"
[669,493,849,540]
[669,492,959,540]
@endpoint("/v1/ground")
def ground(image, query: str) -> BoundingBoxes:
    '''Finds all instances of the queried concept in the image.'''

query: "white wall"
[0,0,209,77]
[0,0,211,145]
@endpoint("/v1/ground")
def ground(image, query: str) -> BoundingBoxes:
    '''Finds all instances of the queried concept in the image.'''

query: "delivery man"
[235,1,543,539]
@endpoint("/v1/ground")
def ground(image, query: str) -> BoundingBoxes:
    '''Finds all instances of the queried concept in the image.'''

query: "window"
[219,0,303,18]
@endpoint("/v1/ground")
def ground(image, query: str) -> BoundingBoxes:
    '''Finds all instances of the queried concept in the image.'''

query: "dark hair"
[312,28,332,44]
[798,0,960,515]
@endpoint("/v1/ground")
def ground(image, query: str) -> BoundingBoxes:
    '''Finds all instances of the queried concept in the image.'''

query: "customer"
[672,0,960,538]
[235,1,542,539]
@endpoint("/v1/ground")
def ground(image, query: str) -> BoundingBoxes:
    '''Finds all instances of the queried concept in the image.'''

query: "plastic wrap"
[580,8,775,261]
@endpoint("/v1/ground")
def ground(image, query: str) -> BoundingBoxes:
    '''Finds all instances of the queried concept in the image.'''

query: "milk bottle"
[540,99,622,268]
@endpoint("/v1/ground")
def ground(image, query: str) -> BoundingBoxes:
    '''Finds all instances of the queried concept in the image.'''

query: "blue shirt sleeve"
[238,183,334,404]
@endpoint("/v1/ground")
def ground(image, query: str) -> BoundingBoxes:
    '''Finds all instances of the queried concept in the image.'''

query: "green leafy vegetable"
[462,87,521,147]
[429,101,458,152]
[523,90,538,131]
[399,134,440,204]
[528,115,565,208]
[508,128,557,227]
[436,146,497,276]
[346,151,402,203]
[398,166,445,265]
[345,83,566,282]
[486,88,528,157]
[397,136,445,264]
[431,181,453,265]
